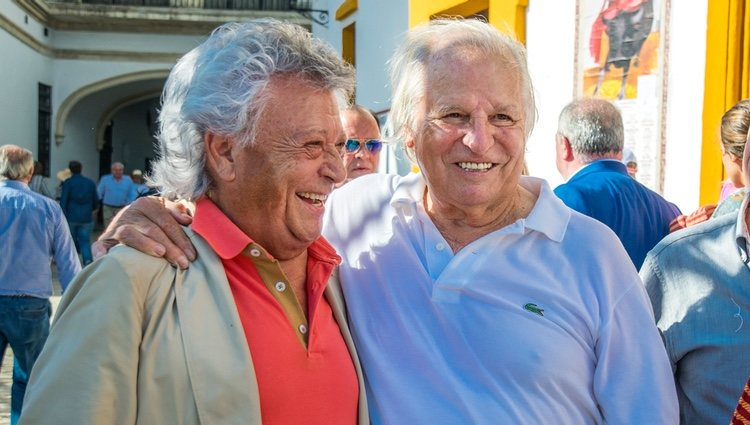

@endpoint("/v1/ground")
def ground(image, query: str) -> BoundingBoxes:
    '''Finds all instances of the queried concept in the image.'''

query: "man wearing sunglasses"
[339,106,382,185]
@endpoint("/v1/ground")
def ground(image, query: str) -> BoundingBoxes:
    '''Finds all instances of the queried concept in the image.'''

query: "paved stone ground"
[0,266,64,425]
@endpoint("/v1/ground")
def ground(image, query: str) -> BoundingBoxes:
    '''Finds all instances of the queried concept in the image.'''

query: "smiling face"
[409,49,528,217]
[214,75,346,259]
[341,108,381,183]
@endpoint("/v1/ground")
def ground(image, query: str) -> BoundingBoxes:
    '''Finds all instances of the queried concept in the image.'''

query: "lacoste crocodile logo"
[524,303,544,317]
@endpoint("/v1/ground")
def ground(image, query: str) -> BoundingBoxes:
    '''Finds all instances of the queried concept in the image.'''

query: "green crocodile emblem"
[524,303,544,317]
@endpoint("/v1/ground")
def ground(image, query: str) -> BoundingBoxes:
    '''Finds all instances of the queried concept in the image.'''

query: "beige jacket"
[20,228,369,425]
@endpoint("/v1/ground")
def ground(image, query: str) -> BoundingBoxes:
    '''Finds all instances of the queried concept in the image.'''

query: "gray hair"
[557,98,624,162]
[0,145,34,181]
[150,19,355,200]
[384,18,537,158]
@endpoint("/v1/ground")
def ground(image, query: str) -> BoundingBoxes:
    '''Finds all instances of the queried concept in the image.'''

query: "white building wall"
[525,0,577,190]
[52,30,202,53]
[2,0,201,180]
[0,21,52,155]
[661,1,708,212]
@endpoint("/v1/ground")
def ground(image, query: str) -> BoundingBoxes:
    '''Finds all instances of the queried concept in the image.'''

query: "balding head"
[340,105,382,183]
[555,98,624,180]
[0,145,34,182]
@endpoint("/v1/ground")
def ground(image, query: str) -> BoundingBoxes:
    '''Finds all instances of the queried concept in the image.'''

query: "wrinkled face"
[340,109,381,183]
[409,50,527,213]
[111,165,124,179]
[229,76,346,258]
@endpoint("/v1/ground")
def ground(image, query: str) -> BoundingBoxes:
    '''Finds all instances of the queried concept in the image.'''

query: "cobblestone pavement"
[0,269,63,425]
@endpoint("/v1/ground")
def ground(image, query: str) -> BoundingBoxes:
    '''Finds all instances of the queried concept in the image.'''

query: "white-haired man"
[554,98,680,269]
[20,20,367,425]
[0,145,80,425]
[93,19,677,424]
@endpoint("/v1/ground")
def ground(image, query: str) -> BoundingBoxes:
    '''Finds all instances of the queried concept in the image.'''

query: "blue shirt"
[324,173,678,424]
[61,173,98,223]
[554,159,681,269]
[641,194,750,425]
[97,174,135,206]
[0,180,81,297]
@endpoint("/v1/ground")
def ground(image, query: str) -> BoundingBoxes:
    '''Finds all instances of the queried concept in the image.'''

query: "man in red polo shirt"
[19,20,367,425]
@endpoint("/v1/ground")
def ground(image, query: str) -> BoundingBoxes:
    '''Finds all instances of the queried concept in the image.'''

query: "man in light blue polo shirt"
[0,144,80,424]
[97,161,135,229]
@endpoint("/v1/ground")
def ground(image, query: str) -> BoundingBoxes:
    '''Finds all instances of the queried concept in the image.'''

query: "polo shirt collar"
[191,197,340,265]
[389,173,569,243]
[192,197,252,260]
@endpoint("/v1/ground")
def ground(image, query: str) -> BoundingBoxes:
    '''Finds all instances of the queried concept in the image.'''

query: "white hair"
[149,19,355,200]
[557,98,624,163]
[384,18,537,159]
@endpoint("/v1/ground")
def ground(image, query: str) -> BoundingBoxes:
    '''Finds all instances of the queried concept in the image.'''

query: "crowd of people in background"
[2,16,750,425]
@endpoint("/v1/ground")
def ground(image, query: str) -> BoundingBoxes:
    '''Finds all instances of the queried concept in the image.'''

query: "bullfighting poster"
[575,0,670,192]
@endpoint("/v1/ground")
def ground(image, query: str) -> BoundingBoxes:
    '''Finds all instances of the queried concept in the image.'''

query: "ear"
[730,153,743,167]
[557,135,575,162]
[204,133,236,183]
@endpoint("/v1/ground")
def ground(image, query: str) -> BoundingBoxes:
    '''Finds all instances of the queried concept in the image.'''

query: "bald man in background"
[339,105,382,185]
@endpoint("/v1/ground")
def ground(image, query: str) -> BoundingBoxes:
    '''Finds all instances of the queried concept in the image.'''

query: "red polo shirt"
[192,198,358,425]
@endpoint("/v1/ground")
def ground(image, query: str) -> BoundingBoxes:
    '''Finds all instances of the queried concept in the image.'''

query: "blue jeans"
[0,296,52,425]
[69,221,94,265]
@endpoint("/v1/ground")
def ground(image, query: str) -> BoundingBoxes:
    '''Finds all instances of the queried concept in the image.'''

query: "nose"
[462,118,493,153]
[323,146,347,184]
[354,146,369,158]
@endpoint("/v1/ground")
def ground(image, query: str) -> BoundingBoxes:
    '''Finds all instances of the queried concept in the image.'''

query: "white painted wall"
[0,30,52,155]
[1,0,198,180]
[52,30,202,53]
[525,0,577,190]
[0,1,53,158]
[662,0,708,212]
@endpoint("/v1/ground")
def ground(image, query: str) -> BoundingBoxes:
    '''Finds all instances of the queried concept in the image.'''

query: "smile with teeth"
[297,192,327,206]
[457,162,493,172]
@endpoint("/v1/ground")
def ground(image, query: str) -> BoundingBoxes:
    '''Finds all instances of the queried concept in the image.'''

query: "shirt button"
[436,242,445,251]
[274,281,286,292]
[299,324,308,334]
[249,248,261,257]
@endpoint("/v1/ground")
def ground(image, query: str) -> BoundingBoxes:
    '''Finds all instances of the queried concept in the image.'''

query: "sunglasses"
[342,138,383,154]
